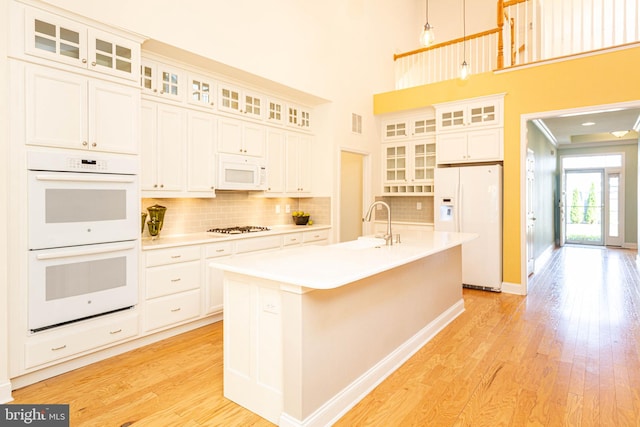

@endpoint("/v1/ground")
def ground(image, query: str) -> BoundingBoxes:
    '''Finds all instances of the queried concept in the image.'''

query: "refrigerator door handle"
[458,182,463,232]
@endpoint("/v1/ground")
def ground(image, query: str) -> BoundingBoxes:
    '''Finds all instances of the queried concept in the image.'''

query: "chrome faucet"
[364,201,393,246]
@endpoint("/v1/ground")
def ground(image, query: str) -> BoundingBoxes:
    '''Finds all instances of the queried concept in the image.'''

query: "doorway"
[560,154,624,247]
[340,151,365,242]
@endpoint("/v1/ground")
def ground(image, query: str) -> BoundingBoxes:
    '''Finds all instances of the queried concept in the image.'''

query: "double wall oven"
[27,151,139,332]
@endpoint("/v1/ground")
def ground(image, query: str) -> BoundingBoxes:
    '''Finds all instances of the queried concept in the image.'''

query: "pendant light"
[420,0,435,47]
[460,0,471,80]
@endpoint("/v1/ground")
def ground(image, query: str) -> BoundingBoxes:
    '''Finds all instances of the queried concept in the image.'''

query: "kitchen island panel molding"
[215,233,471,425]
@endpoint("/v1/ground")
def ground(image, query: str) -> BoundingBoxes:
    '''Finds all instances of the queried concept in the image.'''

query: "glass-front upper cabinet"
[25,7,140,81]
[140,59,184,101]
[218,83,264,120]
[286,104,312,131]
[187,73,215,109]
[267,98,286,125]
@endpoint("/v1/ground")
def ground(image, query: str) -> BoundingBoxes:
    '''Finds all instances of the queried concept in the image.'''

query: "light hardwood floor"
[11,245,640,426]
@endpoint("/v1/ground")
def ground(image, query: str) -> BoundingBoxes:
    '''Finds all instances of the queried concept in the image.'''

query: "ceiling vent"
[351,113,362,134]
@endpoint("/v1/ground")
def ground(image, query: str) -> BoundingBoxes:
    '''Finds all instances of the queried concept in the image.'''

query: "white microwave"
[217,153,267,191]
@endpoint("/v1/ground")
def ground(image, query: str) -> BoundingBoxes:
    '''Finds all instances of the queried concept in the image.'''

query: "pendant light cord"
[463,0,466,60]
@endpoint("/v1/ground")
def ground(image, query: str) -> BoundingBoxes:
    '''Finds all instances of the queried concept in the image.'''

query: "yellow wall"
[374,45,640,286]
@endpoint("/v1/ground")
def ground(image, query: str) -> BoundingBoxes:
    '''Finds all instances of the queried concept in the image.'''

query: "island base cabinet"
[224,277,283,424]
[222,246,464,426]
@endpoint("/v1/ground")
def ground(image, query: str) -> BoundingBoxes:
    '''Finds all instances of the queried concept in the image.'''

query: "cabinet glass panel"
[385,146,406,181]
[191,80,212,104]
[288,106,299,125]
[34,19,80,59]
[114,45,132,73]
[385,122,407,138]
[300,111,310,128]
[245,95,261,115]
[162,72,179,96]
[141,64,153,90]
[470,105,495,123]
[222,88,240,110]
[413,118,435,135]
[441,111,464,127]
[269,102,282,120]
[95,39,113,68]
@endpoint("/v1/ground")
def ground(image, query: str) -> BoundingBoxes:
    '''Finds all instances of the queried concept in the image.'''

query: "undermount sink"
[335,237,386,250]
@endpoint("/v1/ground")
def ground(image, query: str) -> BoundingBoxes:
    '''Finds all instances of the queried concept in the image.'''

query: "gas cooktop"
[207,226,271,234]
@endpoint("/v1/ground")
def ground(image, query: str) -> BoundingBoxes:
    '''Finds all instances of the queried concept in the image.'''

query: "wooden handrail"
[504,0,528,7]
[393,28,501,61]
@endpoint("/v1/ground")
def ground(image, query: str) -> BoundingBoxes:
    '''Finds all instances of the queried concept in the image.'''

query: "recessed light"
[582,122,596,126]
[611,130,629,138]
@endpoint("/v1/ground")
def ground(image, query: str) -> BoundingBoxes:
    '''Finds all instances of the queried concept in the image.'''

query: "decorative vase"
[147,204,167,231]
[148,220,161,238]
[141,212,148,233]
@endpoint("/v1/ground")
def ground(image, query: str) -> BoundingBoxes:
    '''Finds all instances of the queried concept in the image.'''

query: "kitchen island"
[210,231,476,427]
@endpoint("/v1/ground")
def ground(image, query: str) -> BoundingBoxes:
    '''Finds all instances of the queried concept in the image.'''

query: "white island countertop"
[210,231,477,290]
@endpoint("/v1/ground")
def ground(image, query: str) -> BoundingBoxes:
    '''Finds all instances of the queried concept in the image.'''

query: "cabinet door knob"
[82,141,88,146]
[82,58,87,64]
[91,142,97,147]
[91,61,96,67]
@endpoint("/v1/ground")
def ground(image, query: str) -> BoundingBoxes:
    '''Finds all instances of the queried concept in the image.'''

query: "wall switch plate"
[417,202,422,210]
[285,205,290,213]
[275,205,281,214]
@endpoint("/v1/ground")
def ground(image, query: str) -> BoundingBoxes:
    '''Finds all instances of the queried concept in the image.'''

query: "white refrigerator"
[434,164,502,291]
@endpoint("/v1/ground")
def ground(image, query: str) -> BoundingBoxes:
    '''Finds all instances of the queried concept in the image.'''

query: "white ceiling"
[536,107,640,146]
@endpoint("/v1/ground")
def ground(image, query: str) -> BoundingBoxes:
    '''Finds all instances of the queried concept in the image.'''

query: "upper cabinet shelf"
[24,7,140,82]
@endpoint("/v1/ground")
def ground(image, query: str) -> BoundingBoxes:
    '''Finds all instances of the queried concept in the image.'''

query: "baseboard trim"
[623,242,638,250]
[279,299,465,427]
[501,281,527,295]
[0,380,13,404]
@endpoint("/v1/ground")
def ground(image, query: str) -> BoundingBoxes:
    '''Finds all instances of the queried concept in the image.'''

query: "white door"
[526,149,536,275]
[340,151,364,242]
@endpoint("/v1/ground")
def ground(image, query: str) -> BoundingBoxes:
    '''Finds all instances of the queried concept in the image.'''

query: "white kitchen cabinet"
[267,98,286,125]
[302,229,330,245]
[434,94,504,164]
[24,312,139,369]
[383,139,435,195]
[144,245,202,332]
[218,83,264,120]
[286,103,312,131]
[382,118,409,141]
[140,59,184,102]
[187,73,216,109]
[217,116,266,157]
[187,111,217,195]
[285,133,312,195]
[140,100,186,193]
[25,64,139,154]
[265,129,285,194]
[204,241,233,314]
[24,7,140,82]
[435,94,503,132]
[235,235,283,255]
[436,128,503,164]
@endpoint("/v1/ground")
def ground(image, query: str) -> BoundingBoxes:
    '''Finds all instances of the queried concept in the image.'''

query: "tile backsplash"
[372,196,434,223]
[141,194,331,237]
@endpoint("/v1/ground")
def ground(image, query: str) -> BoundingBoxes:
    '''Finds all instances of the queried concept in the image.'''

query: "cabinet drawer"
[283,233,303,246]
[235,235,282,254]
[204,241,233,258]
[303,229,330,244]
[144,290,201,331]
[25,313,138,369]
[146,260,201,299]
[145,245,201,267]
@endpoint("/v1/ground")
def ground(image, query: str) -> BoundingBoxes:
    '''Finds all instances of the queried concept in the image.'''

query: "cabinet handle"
[109,329,122,335]
[153,184,158,188]
[160,184,164,188]
[171,307,182,312]
[91,61,96,66]
[51,345,67,351]
[170,255,182,259]
[215,249,226,253]
[82,58,87,64]
[82,141,88,146]
[91,142,97,147]
[171,278,181,282]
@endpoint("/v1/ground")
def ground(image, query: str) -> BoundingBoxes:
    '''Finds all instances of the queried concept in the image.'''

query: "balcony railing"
[394,0,640,90]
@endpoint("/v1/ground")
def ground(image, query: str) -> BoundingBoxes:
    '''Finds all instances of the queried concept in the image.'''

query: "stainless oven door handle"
[35,242,136,260]
[34,174,136,184]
